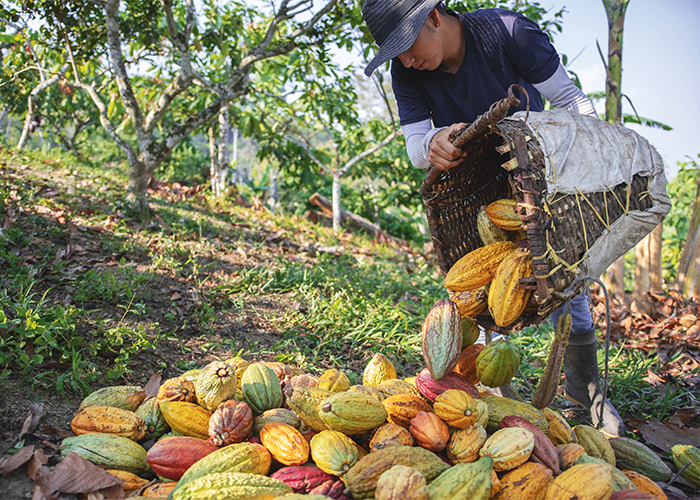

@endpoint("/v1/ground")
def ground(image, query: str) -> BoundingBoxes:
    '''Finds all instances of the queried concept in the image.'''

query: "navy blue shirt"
[392,8,561,126]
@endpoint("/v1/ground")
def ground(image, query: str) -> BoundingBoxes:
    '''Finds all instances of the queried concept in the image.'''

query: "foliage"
[662,156,700,283]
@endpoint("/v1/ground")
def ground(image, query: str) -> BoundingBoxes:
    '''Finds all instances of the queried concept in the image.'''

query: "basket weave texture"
[420,114,653,333]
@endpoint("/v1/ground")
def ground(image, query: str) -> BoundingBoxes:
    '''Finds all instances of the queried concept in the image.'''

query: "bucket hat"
[362,0,441,76]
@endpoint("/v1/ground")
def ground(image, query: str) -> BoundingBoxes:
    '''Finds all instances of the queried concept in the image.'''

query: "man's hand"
[428,122,468,171]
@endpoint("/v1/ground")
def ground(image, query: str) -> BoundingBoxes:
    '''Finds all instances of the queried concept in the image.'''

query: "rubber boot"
[563,329,626,437]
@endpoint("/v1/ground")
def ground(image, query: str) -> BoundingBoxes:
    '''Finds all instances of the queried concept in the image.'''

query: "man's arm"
[533,63,598,117]
[403,120,467,170]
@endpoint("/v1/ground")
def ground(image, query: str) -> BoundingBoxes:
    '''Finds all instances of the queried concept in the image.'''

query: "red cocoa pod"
[146,436,218,480]
[499,415,560,475]
[309,479,351,500]
[609,491,656,500]
[415,367,479,402]
[208,399,253,447]
[270,464,334,493]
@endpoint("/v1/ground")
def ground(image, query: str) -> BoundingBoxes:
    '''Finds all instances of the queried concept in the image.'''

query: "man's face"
[397,14,442,71]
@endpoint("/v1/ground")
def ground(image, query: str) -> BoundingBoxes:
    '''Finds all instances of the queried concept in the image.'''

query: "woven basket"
[420,86,653,333]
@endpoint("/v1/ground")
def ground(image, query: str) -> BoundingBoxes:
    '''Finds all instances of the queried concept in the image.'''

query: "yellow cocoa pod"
[622,470,668,500]
[557,443,587,470]
[374,465,428,500]
[142,481,178,497]
[487,248,532,327]
[159,401,212,440]
[223,356,250,388]
[494,462,553,500]
[671,444,700,486]
[478,205,510,245]
[573,425,616,466]
[446,424,488,464]
[428,456,493,500]
[485,198,522,231]
[479,427,534,472]
[542,407,577,445]
[370,422,414,452]
[316,368,350,392]
[382,394,433,428]
[363,353,397,387]
[444,241,517,292]
[171,472,291,500]
[71,406,146,441]
[78,385,146,412]
[259,422,309,466]
[348,384,386,401]
[285,385,332,432]
[544,463,613,500]
[448,286,489,318]
[377,379,421,398]
[157,377,197,403]
[433,389,479,429]
[310,430,360,476]
[319,391,388,435]
[194,361,238,411]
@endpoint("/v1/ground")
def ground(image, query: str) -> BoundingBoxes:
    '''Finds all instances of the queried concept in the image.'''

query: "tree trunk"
[631,223,662,314]
[332,172,341,233]
[601,0,630,302]
[126,158,151,215]
[675,171,700,298]
[269,165,278,214]
[209,123,217,194]
[214,105,230,198]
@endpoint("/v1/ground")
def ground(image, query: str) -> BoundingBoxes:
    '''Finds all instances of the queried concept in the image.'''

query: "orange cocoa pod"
[485,198,522,231]
[142,481,178,498]
[260,421,310,466]
[369,422,414,452]
[444,241,518,292]
[409,411,449,453]
[157,376,196,403]
[105,470,149,494]
[454,344,485,384]
[433,389,479,429]
[621,471,668,500]
[448,286,488,318]
[71,406,146,441]
[557,443,587,470]
[382,394,432,428]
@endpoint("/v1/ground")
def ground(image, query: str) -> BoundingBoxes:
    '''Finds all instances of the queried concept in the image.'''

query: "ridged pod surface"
[376,379,421,398]
[415,367,479,402]
[421,299,462,381]
[194,361,238,411]
[170,441,272,497]
[223,356,250,388]
[427,456,494,500]
[60,433,148,474]
[448,286,489,318]
[316,368,351,392]
[145,436,218,480]
[573,425,616,466]
[433,389,479,429]
[446,424,488,464]
[374,465,428,500]
[575,455,638,492]
[286,386,332,432]
[157,376,197,403]
[241,362,283,416]
[487,248,533,327]
[493,462,554,500]
[544,463,614,500]
[609,437,673,482]
[453,344,485,385]
[369,422,414,452]
[135,397,169,440]
[671,444,700,485]
[307,478,348,499]
[382,394,432,428]
[541,408,577,445]
[444,241,517,292]
[78,385,146,412]
[344,445,450,500]
[478,205,510,245]
[475,340,520,388]
[485,198,521,231]
[319,391,388,435]
[557,443,587,470]
[348,384,386,401]
[159,401,212,440]
[260,421,310,466]
[363,353,397,388]
[481,395,548,434]
[409,411,449,453]
[70,406,146,441]
[621,470,669,500]
[269,465,334,493]
[499,415,560,475]
[170,472,292,500]
[253,408,302,433]
[479,427,534,472]
[208,399,253,446]
[309,430,360,476]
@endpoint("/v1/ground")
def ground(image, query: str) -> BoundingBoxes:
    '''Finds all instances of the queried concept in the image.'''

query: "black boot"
[563,329,626,437]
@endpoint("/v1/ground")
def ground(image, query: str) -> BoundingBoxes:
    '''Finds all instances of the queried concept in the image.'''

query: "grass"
[0,144,697,425]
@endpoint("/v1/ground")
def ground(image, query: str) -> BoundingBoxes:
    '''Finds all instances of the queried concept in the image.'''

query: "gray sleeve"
[403,119,447,169]
[533,63,598,117]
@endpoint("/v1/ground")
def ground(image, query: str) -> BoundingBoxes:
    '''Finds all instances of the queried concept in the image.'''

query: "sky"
[546,0,700,180]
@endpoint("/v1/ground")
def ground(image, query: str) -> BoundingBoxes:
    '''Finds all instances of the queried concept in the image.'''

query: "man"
[362,0,626,437]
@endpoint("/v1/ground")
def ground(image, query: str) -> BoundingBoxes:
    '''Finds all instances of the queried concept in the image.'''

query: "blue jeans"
[550,291,594,334]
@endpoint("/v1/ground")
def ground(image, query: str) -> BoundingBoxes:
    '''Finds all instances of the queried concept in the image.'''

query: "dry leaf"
[143,372,162,400]
[27,449,49,480]
[34,452,122,497]
[0,445,35,477]
[636,420,700,451]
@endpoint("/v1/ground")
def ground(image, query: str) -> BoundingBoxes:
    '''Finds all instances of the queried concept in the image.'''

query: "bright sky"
[547,0,700,180]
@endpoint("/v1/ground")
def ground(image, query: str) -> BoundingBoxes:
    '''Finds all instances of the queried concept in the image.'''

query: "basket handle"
[422,84,529,187]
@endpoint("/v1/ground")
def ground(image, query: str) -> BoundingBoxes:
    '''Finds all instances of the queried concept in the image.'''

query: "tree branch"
[339,128,402,176]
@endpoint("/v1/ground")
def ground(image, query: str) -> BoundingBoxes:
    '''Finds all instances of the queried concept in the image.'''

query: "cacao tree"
[673,159,700,298]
